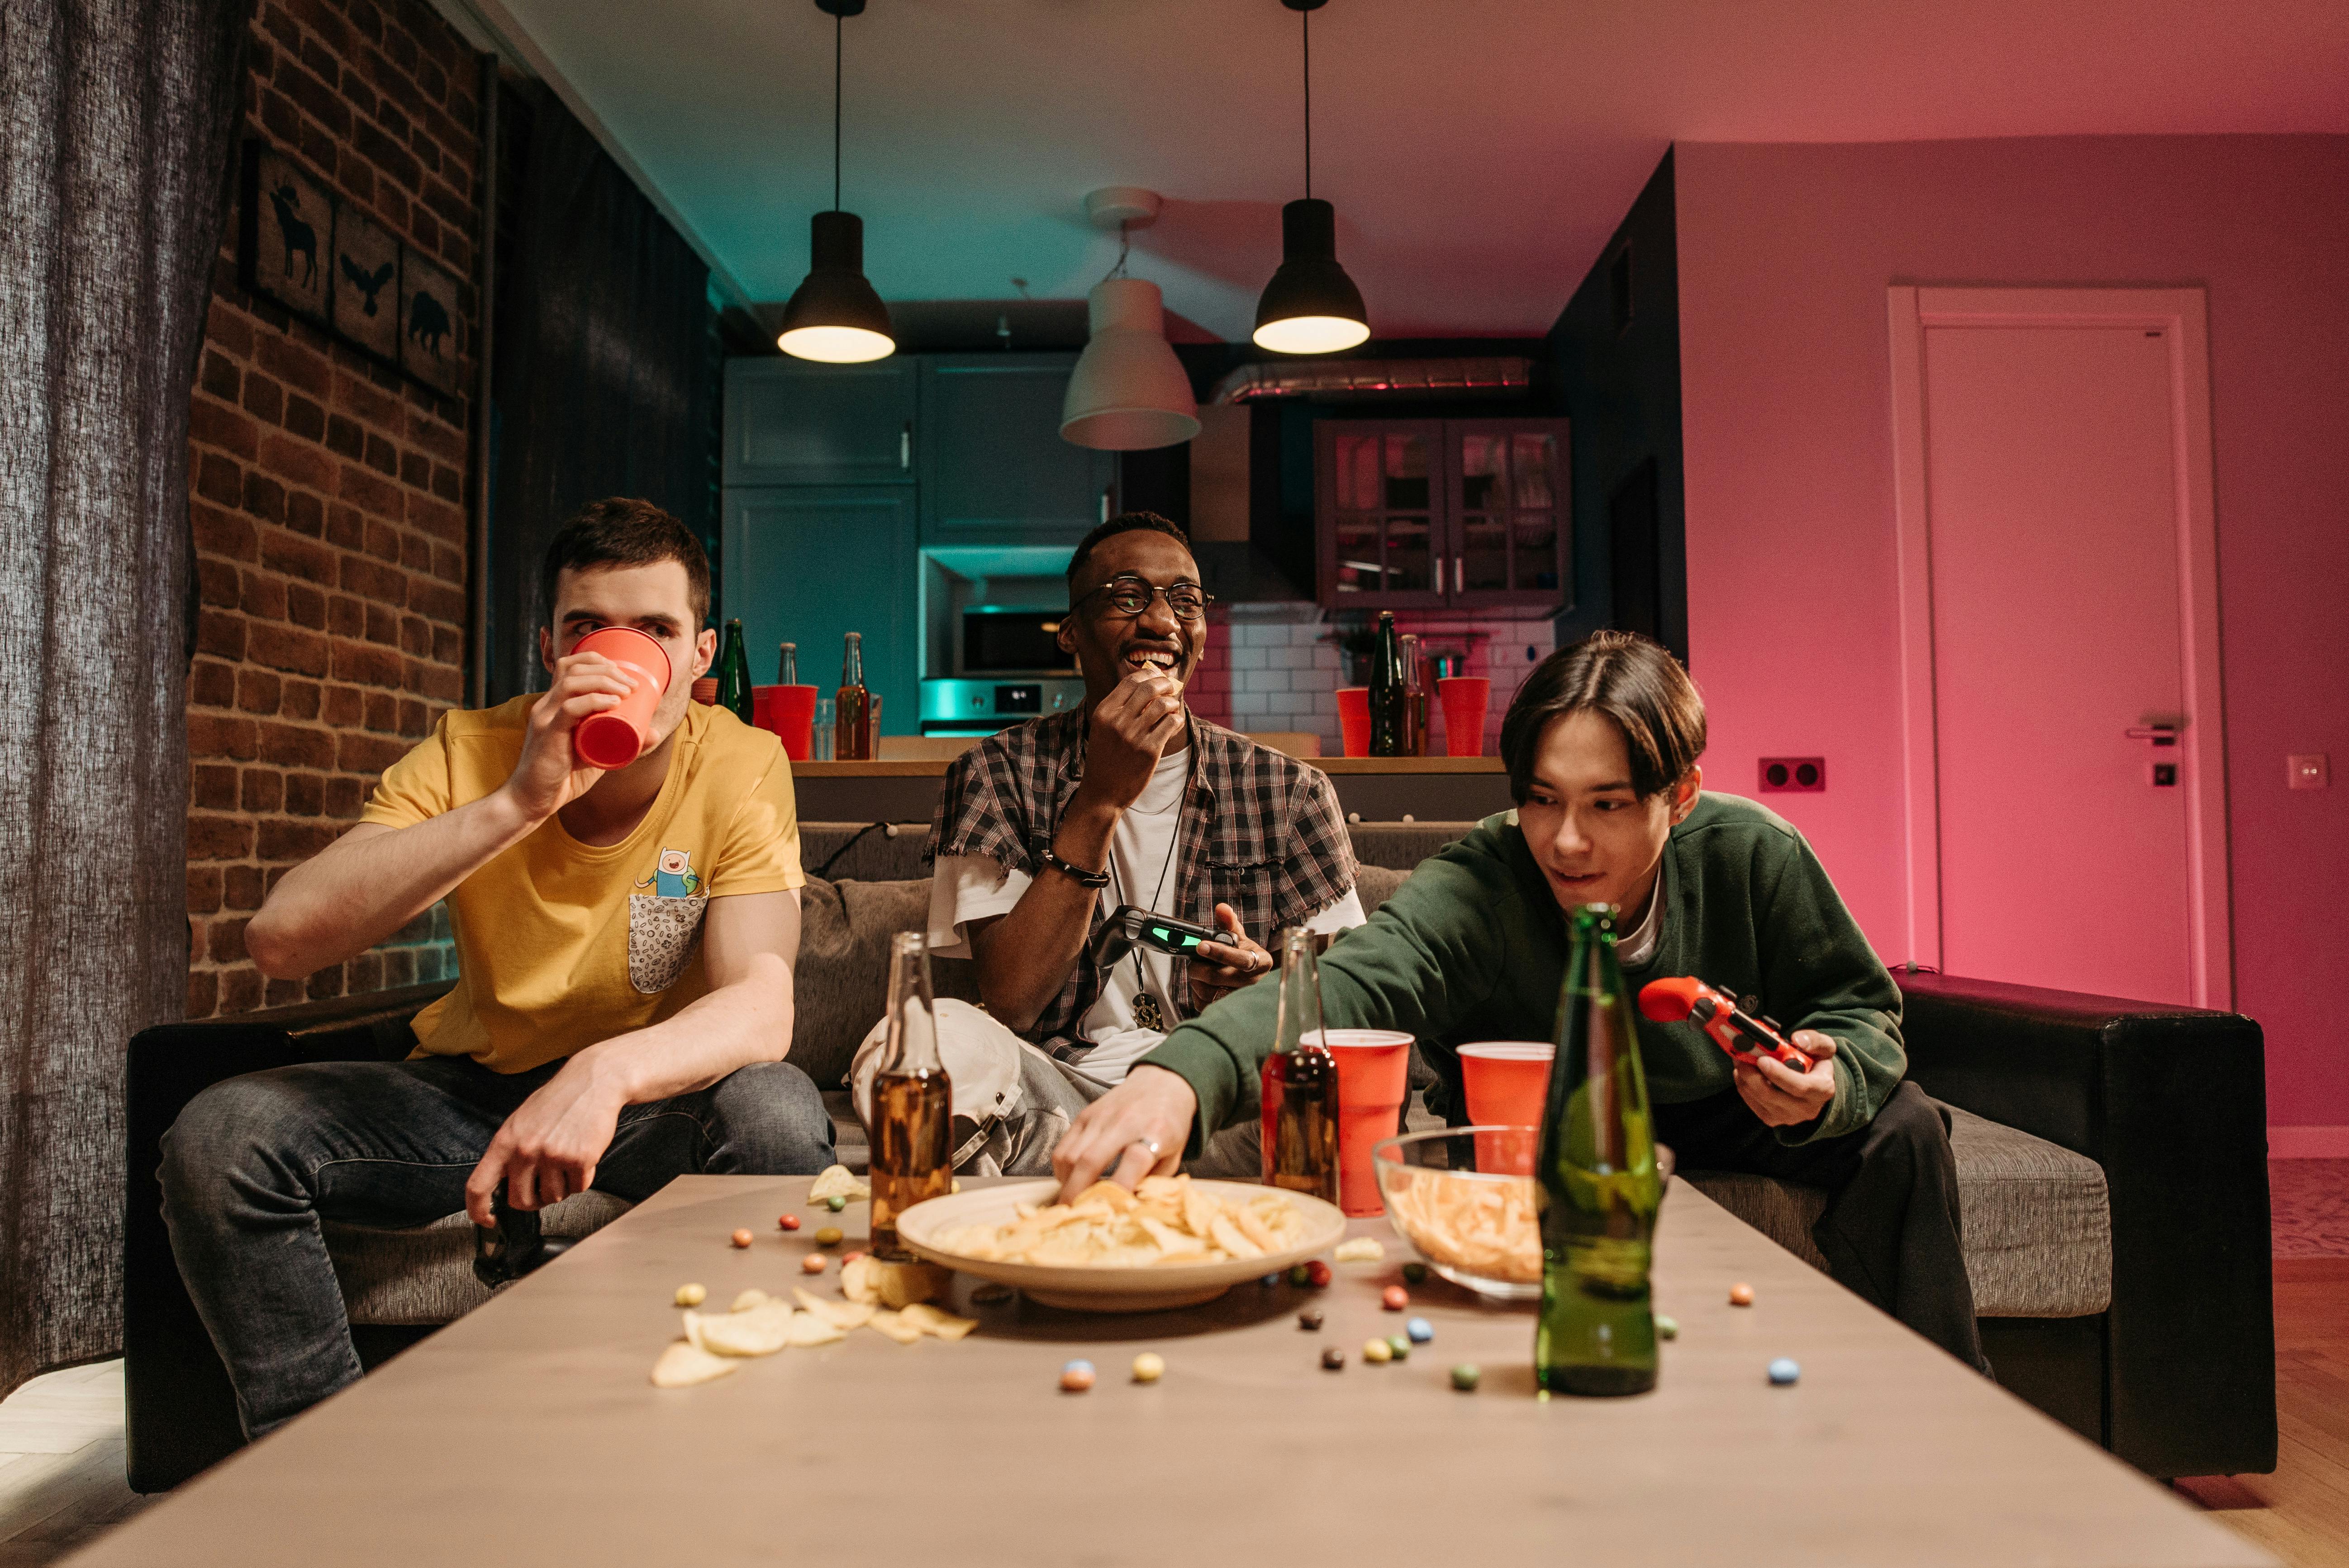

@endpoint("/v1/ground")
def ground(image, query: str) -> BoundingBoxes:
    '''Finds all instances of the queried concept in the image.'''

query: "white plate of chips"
[895,1174,1347,1312]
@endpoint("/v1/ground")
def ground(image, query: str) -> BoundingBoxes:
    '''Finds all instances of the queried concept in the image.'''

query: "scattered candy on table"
[1297,1309,1324,1331]
[971,1283,1014,1305]
[1321,1347,1346,1371]
[1304,1260,1333,1289]
[1363,1337,1393,1364]
[729,1229,753,1249]
[1656,1315,1679,1340]
[840,1250,867,1267]
[1382,1285,1410,1311]
[826,1195,847,1212]
[1386,1335,1411,1361]
[1260,1272,1282,1288]
[1450,1364,1481,1392]
[1769,1358,1801,1386]
[814,1227,844,1247]
[1536,1389,1552,1403]
[674,1283,706,1307]
[1131,1352,1165,1383]
[1729,1282,1755,1307]
[1405,1317,1433,1344]
[776,1214,801,1231]
[800,1254,827,1274]
[1288,1264,1312,1287]
[1400,1261,1428,1285]
[1060,1360,1095,1392]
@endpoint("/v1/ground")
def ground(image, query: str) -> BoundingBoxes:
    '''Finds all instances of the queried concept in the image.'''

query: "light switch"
[2288,754,2329,790]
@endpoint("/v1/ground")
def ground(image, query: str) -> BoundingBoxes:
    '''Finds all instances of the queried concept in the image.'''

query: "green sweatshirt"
[1141,791,1905,1151]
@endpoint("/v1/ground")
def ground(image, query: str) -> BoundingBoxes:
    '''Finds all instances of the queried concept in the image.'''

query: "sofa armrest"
[1896,970,2274,1478]
[123,980,454,1492]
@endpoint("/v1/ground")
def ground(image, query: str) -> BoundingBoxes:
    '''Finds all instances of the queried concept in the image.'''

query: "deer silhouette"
[267,184,317,288]
[407,289,452,358]
[339,253,395,316]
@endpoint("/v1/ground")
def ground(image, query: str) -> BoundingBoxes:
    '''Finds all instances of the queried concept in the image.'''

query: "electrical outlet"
[2289,754,2329,790]
[1759,757,1826,793]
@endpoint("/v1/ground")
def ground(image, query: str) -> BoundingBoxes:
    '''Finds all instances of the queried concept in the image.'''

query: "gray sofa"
[125,820,2269,1489]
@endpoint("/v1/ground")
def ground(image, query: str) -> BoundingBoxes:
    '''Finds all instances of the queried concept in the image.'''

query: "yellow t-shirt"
[359,696,805,1073]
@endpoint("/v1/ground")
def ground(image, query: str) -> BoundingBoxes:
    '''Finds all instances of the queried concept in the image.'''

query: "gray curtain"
[0,0,246,1397]
[487,84,716,703]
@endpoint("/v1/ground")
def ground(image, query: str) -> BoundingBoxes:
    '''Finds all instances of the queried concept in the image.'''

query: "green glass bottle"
[1534,903,1663,1396]
[715,618,754,724]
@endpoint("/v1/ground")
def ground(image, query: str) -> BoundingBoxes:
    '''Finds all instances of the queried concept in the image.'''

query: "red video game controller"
[1636,976,1815,1074]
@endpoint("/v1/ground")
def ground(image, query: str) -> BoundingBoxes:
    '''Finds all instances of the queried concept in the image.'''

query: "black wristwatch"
[1039,845,1111,889]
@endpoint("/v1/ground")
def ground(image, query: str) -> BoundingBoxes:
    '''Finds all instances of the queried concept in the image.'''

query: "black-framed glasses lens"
[1099,577,1209,620]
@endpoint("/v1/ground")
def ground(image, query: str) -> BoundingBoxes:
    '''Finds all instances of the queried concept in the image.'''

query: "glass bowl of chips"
[1371,1128,1676,1302]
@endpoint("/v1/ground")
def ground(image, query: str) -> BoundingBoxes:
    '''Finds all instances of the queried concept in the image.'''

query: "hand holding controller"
[1636,976,1816,1073]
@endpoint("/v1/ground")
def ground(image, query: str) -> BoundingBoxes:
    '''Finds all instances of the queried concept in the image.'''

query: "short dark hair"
[538,499,711,627]
[1065,511,1191,597]
[1499,631,1706,802]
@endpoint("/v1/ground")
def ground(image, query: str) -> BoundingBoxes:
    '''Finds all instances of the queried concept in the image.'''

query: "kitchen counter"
[789,755,1511,822]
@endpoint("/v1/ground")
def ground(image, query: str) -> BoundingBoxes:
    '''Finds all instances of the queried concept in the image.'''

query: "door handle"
[1452,555,1464,596]
[901,423,911,470]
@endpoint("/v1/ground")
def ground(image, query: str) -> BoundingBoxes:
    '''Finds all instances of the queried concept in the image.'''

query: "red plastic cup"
[569,627,670,770]
[756,684,819,761]
[1308,1028,1414,1216]
[1437,675,1492,757]
[1459,1041,1554,1175]
[1335,686,1371,758]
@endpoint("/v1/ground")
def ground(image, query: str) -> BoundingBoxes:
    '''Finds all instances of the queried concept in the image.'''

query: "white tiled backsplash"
[1189,604,1556,756]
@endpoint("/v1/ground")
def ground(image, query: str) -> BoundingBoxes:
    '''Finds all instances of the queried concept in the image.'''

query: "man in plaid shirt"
[851,514,1363,1176]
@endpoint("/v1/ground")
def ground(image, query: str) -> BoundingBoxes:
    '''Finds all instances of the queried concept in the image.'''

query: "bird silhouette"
[339,253,395,316]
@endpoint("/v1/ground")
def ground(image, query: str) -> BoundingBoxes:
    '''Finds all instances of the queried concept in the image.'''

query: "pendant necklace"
[1108,762,1186,1034]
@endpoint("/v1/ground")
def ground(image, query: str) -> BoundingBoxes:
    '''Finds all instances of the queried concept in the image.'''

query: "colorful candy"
[1304,1260,1332,1289]
[729,1229,753,1249]
[1656,1315,1679,1340]
[1382,1285,1410,1311]
[826,1195,847,1212]
[800,1253,827,1274]
[1450,1364,1481,1392]
[674,1283,707,1307]
[1768,1358,1801,1386]
[1386,1335,1411,1361]
[814,1227,844,1247]
[1060,1359,1095,1392]
[1400,1261,1428,1284]
[1131,1353,1165,1384]
[1729,1282,1755,1307]
[1405,1317,1433,1344]
[777,1214,801,1231]
[1362,1337,1393,1364]
[1260,1272,1283,1288]
[1288,1264,1312,1287]
[1297,1309,1324,1331]
[1321,1347,1346,1370]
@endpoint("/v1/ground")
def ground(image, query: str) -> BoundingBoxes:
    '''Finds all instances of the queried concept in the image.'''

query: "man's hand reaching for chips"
[1053,1064,1197,1202]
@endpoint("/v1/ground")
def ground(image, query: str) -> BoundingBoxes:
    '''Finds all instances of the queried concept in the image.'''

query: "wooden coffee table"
[69,1176,2268,1566]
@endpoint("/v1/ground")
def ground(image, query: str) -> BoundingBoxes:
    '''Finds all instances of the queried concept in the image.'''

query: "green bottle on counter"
[715,618,754,725]
[1534,903,1663,1396]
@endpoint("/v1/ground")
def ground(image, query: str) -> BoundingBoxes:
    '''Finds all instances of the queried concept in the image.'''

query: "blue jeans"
[158,1053,835,1437]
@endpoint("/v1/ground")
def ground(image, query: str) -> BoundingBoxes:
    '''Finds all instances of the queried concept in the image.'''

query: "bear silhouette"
[408,289,452,358]
[267,185,317,288]
[339,253,394,316]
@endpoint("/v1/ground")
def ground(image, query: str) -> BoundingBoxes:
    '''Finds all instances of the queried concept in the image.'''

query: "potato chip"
[791,1288,878,1330]
[842,1255,949,1309]
[731,1288,773,1312]
[651,1340,740,1387]
[937,1178,1311,1269]
[809,1165,871,1203]
[865,1308,925,1344]
[1334,1237,1386,1264]
[897,1302,978,1341]
[786,1311,846,1347]
[685,1302,794,1357]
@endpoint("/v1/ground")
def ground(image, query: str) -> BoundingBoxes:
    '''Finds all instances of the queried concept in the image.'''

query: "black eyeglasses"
[1076,574,1213,622]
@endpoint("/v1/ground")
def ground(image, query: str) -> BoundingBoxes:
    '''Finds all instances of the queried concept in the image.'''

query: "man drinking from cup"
[161,499,833,1438]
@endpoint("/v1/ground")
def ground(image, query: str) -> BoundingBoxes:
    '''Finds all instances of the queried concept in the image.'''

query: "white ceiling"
[474,0,2349,341]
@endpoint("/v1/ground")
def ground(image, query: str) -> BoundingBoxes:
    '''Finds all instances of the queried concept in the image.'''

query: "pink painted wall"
[1674,135,2349,1127]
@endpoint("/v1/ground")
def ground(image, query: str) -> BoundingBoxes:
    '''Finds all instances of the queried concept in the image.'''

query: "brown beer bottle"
[835,632,871,761]
[1260,928,1340,1203]
[869,930,951,1260]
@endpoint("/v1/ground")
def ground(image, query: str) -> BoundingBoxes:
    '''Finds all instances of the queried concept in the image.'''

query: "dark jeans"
[1654,1081,1985,1370]
[159,1053,835,1437]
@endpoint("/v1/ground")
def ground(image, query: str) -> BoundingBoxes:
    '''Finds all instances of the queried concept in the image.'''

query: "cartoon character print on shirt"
[628,847,709,994]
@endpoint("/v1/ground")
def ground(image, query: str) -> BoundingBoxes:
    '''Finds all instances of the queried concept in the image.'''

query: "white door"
[1890,289,2230,1008]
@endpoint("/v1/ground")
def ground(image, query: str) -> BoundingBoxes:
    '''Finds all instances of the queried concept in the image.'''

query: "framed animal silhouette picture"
[398,251,463,398]
[238,142,331,330]
[329,207,401,363]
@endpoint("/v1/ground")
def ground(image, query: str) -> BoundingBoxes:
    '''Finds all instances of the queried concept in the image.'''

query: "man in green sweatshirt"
[1053,631,1982,1368]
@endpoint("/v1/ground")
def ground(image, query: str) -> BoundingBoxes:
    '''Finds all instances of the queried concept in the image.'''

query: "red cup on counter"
[755,684,820,761]
[1335,686,1370,758]
[689,676,719,705]
[1307,1028,1414,1216]
[1437,675,1492,757]
[1458,1041,1554,1175]
[569,626,671,770]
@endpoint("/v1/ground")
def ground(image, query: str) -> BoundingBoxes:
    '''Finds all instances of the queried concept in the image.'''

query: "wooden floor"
[6,1216,2345,1564]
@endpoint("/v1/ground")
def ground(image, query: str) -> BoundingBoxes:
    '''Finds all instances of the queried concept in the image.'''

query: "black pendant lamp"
[778,0,895,362]
[1252,0,1368,355]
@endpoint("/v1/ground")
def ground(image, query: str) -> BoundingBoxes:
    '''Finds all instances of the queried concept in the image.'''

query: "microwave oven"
[959,606,1077,677]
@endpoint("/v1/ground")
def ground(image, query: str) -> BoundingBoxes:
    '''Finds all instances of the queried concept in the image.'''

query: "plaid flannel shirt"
[926,707,1359,1048]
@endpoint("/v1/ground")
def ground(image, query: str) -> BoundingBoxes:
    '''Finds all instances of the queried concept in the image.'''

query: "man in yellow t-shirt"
[160,499,830,1438]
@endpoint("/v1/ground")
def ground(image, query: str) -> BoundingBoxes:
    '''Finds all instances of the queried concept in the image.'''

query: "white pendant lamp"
[1061,187,1201,451]
[1252,0,1369,354]
[778,0,895,363]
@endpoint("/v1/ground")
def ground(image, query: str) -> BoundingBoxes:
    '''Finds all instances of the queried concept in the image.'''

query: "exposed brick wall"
[184,0,479,1019]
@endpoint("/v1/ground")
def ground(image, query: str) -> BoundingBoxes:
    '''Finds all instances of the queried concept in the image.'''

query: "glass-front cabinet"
[1315,417,1569,610]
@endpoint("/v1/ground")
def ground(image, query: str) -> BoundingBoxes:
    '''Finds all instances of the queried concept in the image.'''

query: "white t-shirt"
[927,745,1367,1086]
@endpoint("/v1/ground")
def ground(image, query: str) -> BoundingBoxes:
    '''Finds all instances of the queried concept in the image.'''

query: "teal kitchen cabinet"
[917,355,1116,545]
[722,486,918,736]
[724,357,918,487]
